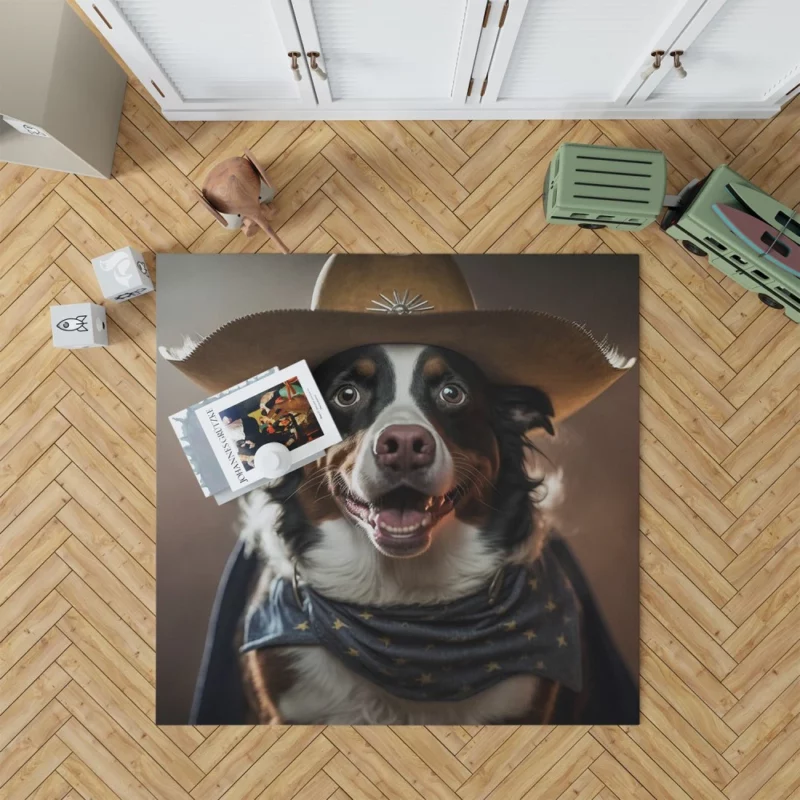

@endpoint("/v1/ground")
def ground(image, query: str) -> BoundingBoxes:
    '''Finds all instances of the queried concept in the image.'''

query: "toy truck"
[543,143,667,231]
[544,143,800,323]
[660,165,800,323]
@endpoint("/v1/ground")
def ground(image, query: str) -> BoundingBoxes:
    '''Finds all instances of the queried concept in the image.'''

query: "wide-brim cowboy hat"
[162,254,635,421]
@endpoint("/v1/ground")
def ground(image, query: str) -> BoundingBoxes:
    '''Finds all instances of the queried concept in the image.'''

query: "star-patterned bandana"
[241,547,582,702]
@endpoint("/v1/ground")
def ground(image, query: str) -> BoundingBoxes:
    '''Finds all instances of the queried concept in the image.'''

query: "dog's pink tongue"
[375,507,430,532]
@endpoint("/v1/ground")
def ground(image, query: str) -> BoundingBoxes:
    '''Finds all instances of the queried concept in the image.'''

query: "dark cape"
[190,535,638,725]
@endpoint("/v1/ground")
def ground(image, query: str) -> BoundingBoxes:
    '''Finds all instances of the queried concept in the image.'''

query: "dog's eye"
[439,384,466,406]
[333,385,360,407]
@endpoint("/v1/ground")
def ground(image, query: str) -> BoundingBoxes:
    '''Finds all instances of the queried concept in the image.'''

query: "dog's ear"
[493,385,555,436]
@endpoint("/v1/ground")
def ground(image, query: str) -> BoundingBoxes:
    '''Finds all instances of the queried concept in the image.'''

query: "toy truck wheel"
[578,223,606,229]
[758,293,784,310]
[682,240,707,257]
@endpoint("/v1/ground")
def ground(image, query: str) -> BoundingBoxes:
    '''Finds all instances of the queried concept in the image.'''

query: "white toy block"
[92,246,154,302]
[51,303,107,349]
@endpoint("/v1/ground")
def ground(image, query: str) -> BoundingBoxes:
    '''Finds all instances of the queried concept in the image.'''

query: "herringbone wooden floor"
[2,74,800,799]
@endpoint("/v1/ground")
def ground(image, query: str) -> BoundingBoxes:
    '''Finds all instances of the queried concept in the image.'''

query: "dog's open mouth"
[342,485,462,557]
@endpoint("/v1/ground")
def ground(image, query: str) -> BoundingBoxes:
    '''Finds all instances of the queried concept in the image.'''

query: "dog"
[175,254,638,727]
[234,343,589,725]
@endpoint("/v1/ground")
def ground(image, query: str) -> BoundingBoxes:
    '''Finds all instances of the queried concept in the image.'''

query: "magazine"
[170,360,341,502]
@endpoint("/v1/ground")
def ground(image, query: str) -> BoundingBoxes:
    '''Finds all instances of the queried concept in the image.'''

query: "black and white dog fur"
[238,343,566,725]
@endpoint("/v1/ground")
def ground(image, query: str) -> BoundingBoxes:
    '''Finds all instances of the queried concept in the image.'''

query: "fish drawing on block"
[56,315,89,332]
[713,204,800,278]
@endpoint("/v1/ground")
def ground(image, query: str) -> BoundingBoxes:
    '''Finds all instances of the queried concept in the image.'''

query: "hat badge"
[367,289,435,315]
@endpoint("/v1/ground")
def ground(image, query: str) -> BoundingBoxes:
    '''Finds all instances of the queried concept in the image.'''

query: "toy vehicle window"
[760,233,790,258]
[776,212,800,239]
[777,287,800,305]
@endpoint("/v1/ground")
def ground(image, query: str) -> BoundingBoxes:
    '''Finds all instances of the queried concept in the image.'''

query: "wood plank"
[57,646,203,789]
[640,501,736,608]
[0,163,36,206]
[636,679,736,790]
[187,121,239,157]
[56,571,154,683]
[326,123,465,248]
[0,555,70,643]
[454,121,506,155]
[122,85,202,175]
[400,121,469,174]
[56,499,154,606]
[0,732,70,800]
[641,427,737,535]
[0,264,69,346]
[55,391,154,504]
[364,121,469,210]
[639,357,735,463]
[0,228,68,316]
[110,148,202,249]
[56,357,155,469]
[641,574,737,682]
[0,591,70,682]
[641,392,735,499]
[0,192,69,279]
[56,608,154,715]
[55,536,153,646]
[0,171,65,244]
[116,115,201,211]
[56,427,154,535]
[76,173,183,254]
[0,447,70,536]
[321,172,416,254]
[0,373,70,496]
[455,120,575,228]
[435,120,470,138]
[322,208,381,253]
[454,121,540,192]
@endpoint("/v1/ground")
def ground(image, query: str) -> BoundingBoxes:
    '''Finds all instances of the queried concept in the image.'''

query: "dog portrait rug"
[156,254,639,726]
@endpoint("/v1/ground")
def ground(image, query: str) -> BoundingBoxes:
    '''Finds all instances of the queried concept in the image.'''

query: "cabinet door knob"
[641,51,665,81]
[307,52,328,81]
[288,52,302,81]
[670,50,687,79]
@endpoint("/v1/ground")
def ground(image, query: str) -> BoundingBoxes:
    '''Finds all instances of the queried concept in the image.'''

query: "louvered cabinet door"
[289,0,486,109]
[75,0,316,112]
[633,0,800,108]
[480,0,706,110]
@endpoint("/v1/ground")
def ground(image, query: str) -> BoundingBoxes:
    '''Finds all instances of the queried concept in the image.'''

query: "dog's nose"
[375,424,436,472]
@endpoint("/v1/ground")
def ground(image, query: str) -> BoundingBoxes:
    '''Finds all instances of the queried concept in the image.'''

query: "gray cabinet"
[0,0,127,178]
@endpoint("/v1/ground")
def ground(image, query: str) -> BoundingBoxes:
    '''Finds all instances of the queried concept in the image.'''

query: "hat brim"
[164,309,634,420]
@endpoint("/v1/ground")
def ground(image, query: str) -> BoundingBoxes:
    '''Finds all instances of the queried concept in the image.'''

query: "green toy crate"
[661,164,800,323]
[543,143,667,231]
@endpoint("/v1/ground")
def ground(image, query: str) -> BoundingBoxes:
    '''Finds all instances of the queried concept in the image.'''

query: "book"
[169,360,341,504]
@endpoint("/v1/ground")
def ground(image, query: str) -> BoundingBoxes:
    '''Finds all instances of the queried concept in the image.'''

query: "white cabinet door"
[633,0,800,108]
[75,0,316,112]
[289,0,486,109]
[480,0,706,111]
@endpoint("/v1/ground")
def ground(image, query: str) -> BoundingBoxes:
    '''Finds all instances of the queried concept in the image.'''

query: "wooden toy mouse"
[197,148,289,253]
